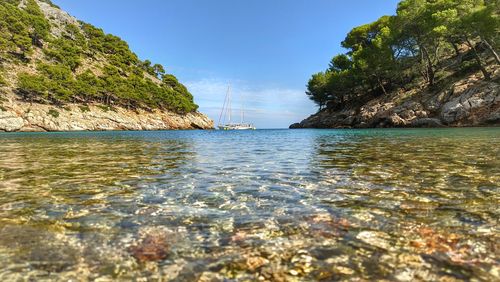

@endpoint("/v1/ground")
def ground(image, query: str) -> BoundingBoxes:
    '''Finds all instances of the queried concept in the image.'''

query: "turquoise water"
[0,128,498,281]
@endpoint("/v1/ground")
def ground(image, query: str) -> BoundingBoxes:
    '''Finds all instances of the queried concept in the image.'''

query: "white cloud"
[186,78,316,128]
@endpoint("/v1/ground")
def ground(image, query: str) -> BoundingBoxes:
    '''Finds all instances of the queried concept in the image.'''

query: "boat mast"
[228,85,231,124]
[240,92,244,124]
[218,85,230,127]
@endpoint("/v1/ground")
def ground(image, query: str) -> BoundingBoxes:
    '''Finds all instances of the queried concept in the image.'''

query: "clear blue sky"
[52,0,400,128]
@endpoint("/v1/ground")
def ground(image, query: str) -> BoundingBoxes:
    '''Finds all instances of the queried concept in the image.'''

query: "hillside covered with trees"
[294,0,499,128]
[0,0,198,114]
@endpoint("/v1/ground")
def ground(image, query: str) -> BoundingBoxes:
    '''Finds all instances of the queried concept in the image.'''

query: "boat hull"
[218,124,256,130]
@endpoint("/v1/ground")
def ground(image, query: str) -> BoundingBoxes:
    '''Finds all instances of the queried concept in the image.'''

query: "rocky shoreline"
[0,93,213,132]
[291,69,500,129]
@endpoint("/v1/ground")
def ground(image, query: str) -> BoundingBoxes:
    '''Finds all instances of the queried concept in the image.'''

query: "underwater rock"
[394,269,416,281]
[333,266,355,275]
[246,256,269,272]
[307,213,350,238]
[490,266,499,279]
[289,269,299,276]
[356,231,392,250]
[198,271,225,282]
[290,250,314,275]
[411,227,461,254]
[259,266,288,282]
[231,231,248,244]
[314,269,335,280]
[128,228,172,262]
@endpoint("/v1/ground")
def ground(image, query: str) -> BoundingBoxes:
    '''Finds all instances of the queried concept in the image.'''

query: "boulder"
[387,114,406,127]
[0,114,24,132]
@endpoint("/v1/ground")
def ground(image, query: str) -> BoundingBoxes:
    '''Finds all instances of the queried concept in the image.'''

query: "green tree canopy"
[304,0,499,112]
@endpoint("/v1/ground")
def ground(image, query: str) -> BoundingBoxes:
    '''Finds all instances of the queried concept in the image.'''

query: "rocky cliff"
[0,91,213,132]
[291,67,499,129]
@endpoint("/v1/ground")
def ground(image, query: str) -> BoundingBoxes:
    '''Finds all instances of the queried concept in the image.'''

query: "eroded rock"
[356,231,392,250]
[0,113,24,132]
[0,93,213,132]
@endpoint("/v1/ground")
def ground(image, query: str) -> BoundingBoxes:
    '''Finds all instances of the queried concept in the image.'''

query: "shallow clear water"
[0,128,498,281]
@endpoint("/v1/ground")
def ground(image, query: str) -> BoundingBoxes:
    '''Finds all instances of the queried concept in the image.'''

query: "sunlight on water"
[0,129,498,281]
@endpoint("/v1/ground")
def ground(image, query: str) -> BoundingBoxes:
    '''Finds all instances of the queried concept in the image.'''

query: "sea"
[0,128,498,280]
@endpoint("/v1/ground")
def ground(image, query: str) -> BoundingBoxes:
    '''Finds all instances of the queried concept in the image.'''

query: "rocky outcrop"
[0,93,213,132]
[36,1,79,37]
[291,69,500,129]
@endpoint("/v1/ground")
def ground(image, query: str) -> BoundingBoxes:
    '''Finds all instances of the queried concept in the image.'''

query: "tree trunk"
[421,45,435,86]
[451,42,460,57]
[419,49,429,84]
[376,75,388,96]
[434,44,442,67]
[450,41,463,65]
[466,38,491,80]
[481,37,500,65]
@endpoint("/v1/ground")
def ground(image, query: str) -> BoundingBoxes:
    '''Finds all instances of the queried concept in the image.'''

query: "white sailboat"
[218,85,256,130]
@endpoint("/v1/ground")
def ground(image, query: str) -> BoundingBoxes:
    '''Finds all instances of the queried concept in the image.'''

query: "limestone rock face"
[36,1,79,37]
[291,70,500,129]
[441,80,499,125]
[0,93,213,132]
[0,112,24,132]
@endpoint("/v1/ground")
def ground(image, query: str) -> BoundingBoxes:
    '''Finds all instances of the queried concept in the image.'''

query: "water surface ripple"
[0,129,498,281]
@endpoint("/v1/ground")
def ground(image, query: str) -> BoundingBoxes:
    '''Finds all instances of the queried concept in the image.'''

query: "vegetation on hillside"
[306,0,499,110]
[0,0,198,113]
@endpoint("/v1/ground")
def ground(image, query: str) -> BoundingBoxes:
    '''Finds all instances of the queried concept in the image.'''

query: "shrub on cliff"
[0,70,6,86]
[0,2,33,58]
[47,108,59,118]
[44,38,83,71]
[18,64,75,103]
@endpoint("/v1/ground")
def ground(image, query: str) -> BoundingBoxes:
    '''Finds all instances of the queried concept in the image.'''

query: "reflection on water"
[0,129,498,281]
